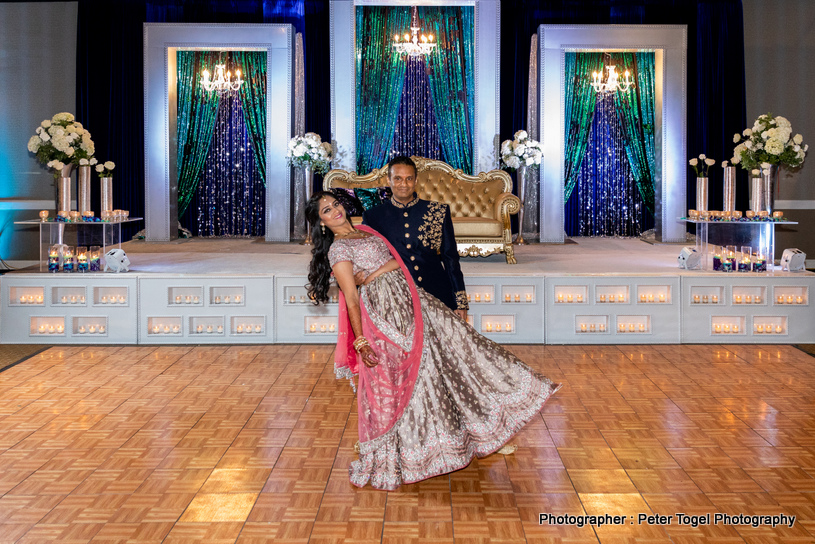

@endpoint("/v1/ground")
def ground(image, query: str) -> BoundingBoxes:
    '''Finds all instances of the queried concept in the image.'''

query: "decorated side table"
[15,218,143,272]
[681,218,797,272]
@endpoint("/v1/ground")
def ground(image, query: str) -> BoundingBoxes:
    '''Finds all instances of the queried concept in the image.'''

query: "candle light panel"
[480,315,515,334]
[594,285,629,304]
[230,316,266,335]
[690,286,724,304]
[731,287,766,305]
[636,286,671,304]
[710,316,745,335]
[773,287,808,305]
[554,286,588,304]
[94,287,128,305]
[210,287,246,305]
[304,316,339,334]
[30,317,66,336]
[466,286,495,304]
[752,317,787,335]
[501,287,535,303]
[147,317,183,335]
[168,287,204,305]
[575,316,609,333]
[615,316,650,334]
[10,287,45,306]
[73,317,108,335]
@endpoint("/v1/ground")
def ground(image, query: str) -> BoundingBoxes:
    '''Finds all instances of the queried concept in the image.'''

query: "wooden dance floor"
[1,343,815,542]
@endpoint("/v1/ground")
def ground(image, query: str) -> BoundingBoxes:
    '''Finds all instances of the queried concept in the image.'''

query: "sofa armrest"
[494,192,520,230]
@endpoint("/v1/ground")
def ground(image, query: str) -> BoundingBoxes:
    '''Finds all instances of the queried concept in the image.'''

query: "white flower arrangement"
[688,154,716,178]
[286,132,333,174]
[500,130,543,170]
[95,161,115,177]
[28,112,95,174]
[731,113,807,171]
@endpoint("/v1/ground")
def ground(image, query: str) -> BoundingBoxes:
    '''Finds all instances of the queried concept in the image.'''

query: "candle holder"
[39,210,49,222]
[48,245,61,272]
[89,246,102,272]
[62,246,75,273]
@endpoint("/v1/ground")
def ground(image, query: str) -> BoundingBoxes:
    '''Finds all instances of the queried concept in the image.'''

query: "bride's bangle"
[353,336,370,352]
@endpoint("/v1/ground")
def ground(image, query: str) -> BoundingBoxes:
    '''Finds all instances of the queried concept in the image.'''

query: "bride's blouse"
[328,235,394,280]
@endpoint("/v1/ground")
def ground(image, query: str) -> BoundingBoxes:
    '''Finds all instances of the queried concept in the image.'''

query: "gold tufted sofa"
[323,156,520,264]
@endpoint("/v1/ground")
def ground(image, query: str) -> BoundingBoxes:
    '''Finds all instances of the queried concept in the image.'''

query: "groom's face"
[388,164,417,204]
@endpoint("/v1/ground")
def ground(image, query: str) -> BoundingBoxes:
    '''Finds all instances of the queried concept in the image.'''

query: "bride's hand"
[359,344,379,367]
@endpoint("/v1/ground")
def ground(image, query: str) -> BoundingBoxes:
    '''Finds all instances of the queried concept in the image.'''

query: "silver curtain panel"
[291,33,307,240]
[524,33,540,241]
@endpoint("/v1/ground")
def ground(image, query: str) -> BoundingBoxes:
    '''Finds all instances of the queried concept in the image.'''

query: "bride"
[306,191,559,490]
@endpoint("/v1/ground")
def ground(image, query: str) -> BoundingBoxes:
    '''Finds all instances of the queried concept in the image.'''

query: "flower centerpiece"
[731,113,807,171]
[688,154,715,177]
[95,161,115,177]
[27,112,95,175]
[732,114,806,214]
[286,132,333,174]
[499,130,543,170]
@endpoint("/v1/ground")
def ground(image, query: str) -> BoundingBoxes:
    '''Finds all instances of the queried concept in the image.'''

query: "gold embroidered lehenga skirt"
[347,269,560,490]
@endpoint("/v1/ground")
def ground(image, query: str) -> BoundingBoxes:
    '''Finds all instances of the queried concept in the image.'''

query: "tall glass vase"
[695,177,709,212]
[749,175,763,214]
[77,165,91,215]
[515,164,528,244]
[722,166,736,212]
[302,166,314,245]
[57,163,73,213]
[761,165,779,214]
[100,177,114,213]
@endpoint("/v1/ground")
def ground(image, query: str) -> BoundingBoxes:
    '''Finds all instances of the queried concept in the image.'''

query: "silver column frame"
[330,0,500,174]
[539,25,687,243]
[143,23,295,242]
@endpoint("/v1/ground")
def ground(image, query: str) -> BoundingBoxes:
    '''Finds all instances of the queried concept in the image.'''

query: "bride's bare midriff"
[361,259,401,286]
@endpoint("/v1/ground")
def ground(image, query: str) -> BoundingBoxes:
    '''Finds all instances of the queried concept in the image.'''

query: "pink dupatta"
[334,225,425,442]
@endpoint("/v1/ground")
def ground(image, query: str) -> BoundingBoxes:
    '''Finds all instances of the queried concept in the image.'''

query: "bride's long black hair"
[306,191,350,304]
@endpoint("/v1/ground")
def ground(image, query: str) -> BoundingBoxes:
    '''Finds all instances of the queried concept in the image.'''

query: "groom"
[362,156,468,320]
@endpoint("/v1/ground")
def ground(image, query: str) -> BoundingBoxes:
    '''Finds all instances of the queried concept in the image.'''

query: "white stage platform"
[1,237,813,345]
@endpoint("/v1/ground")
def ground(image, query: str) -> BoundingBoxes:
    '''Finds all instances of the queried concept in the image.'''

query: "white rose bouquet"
[731,113,807,171]
[688,154,715,177]
[500,130,543,171]
[95,161,116,177]
[286,132,333,174]
[27,112,96,174]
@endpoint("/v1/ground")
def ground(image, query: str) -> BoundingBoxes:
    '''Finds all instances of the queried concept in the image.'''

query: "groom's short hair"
[387,155,417,178]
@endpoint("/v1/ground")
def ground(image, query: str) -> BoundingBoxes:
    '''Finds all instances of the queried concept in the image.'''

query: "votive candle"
[309,324,317,333]
[576,294,583,303]
[484,293,491,302]
[590,324,596,332]
[711,295,719,304]
[733,324,739,333]
[329,324,336,333]
[619,323,626,332]
[714,324,722,333]
[567,294,573,303]
[618,293,625,303]
[796,296,804,304]
[639,323,645,332]
[600,294,606,303]
[580,323,587,332]
[526,293,532,303]
[217,325,224,333]
[506,322,512,332]
[505,293,511,302]
[557,293,564,303]
[609,295,616,303]
[628,323,635,332]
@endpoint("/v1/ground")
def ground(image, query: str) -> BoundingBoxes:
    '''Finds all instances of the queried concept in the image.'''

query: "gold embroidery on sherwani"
[418,202,445,251]
[455,291,470,310]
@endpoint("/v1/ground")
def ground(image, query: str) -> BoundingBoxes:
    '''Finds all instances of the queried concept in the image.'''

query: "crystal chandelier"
[200,64,243,93]
[392,6,436,58]
[591,65,634,94]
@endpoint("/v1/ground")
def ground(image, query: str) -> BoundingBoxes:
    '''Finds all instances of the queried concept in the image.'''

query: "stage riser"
[1,274,813,345]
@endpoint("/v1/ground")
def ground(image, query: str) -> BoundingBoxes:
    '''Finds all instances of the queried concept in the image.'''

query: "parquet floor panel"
[1,344,814,542]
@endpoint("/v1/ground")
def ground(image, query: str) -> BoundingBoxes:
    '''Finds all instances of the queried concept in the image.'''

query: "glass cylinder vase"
[722,166,736,212]
[516,164,528,244]
[100,177,113,214]
[696,177,708,212]
[302,166,314,245]
[77,165,91,215]
[761,165,779,214]
[749,175,763,214]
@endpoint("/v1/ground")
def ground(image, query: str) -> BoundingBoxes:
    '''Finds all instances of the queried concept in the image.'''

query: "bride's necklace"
[334,227,369,239]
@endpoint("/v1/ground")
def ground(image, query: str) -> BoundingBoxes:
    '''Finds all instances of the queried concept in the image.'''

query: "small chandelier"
[591,65,634,94]
[393,6,436,58]
[200,64,243,93]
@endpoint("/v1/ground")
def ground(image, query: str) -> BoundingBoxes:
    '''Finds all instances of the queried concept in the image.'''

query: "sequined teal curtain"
[356,6,410,174]
[613,52,656,213]
[236,51,267,184]
[564,52,603,203]
[424,6,474,174]
[177,51,220,216]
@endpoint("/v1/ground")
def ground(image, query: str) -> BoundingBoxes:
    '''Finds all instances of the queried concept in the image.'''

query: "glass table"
[15,218,143,272]
[681,218,797,272]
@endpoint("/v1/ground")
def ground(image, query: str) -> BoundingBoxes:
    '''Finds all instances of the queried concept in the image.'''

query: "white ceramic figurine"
[104,248,130,273]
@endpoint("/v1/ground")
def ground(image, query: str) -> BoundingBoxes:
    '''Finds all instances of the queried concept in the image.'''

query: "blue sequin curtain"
[178,51,266,237]
[566,93,653,237]
[391,56,441,160]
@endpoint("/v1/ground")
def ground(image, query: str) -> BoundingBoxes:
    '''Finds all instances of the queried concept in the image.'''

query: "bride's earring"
[321,223,325,235]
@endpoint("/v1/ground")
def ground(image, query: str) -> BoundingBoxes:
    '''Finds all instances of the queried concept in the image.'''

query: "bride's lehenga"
[329,226,559,491]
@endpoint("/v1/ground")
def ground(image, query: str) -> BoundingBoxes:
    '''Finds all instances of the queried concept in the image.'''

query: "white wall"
[0,2,77,264]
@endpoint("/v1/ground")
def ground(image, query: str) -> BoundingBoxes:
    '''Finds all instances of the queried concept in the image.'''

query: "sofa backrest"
[323,156,512,220]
